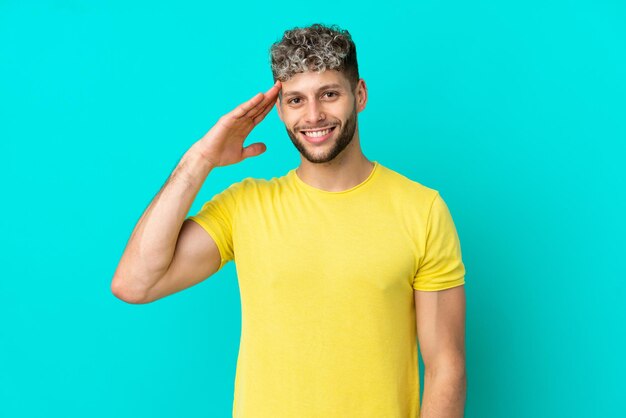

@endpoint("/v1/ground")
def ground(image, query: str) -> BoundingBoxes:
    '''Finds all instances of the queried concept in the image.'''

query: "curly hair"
[269,23,360,91]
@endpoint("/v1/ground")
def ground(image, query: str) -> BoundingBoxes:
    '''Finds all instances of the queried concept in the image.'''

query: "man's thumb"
[241,142,267,160]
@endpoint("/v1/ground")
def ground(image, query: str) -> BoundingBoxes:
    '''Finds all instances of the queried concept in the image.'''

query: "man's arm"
[110,80,281,304]
[415,285,467,418]
[110,151,216,304]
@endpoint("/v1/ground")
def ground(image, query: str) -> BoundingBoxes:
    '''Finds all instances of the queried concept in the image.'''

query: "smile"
[300,126,336,143]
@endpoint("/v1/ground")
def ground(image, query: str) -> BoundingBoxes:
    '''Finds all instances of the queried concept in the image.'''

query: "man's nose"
[303,100,325,124]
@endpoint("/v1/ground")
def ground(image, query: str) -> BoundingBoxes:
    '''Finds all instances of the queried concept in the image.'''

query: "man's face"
[276,70,366,164]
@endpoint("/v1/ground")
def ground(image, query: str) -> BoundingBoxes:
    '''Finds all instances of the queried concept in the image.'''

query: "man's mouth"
[300,126,337,143]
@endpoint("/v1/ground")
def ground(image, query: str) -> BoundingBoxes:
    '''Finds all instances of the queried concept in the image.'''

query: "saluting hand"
[194,80,282,168]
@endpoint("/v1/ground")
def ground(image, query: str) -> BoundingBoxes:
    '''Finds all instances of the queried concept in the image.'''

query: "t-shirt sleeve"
[186,181,243,271]
[413,192,466,291]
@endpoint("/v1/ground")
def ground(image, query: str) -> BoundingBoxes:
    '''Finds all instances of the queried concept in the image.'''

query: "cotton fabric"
[187,161,466,418]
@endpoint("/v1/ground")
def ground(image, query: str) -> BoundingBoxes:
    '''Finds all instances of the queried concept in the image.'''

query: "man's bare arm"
[415,285,467,418]
[110,81,282,304]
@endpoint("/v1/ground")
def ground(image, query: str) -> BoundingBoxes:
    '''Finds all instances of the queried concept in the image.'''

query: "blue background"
[1,1,624,417]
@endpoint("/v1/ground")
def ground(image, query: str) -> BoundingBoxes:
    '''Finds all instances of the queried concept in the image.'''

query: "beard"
[284,100,358,164]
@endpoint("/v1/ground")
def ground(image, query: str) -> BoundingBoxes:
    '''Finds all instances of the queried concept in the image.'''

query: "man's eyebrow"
[282,83,345,98]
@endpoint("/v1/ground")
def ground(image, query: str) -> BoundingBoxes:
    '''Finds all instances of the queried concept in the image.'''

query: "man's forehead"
[280,70,351,96]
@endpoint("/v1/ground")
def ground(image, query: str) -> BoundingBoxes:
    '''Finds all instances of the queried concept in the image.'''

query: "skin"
[275,69,375,192]
[415,285,467,418]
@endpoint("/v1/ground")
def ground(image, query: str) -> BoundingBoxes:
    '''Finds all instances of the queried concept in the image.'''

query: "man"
[111,23,467,418]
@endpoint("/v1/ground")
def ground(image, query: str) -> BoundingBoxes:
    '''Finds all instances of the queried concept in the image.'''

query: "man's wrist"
[174,146,216,187]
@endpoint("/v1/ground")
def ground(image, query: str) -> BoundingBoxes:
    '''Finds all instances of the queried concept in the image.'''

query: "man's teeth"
[303,128,332,138]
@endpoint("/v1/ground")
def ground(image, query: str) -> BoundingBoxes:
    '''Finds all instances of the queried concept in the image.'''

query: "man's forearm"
[420,368,466,418]
[111,144,215,301]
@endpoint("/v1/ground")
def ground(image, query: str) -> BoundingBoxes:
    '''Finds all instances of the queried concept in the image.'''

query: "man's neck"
[295,152,375,193]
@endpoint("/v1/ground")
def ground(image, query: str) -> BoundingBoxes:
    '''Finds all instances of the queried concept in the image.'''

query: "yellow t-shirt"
[187,161,466,418]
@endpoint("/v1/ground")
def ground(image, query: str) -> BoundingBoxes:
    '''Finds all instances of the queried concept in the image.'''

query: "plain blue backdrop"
[1,1,624,417]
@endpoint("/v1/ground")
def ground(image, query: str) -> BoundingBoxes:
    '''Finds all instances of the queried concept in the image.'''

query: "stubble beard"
[284,101,358,164]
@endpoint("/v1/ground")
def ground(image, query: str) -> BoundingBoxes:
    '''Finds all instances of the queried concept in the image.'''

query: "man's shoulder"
[225,170,291,196]
[377,163,440,200]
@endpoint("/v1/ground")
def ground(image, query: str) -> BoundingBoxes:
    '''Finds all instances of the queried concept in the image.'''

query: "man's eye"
[324,91,338,98]
[288,98,301,104]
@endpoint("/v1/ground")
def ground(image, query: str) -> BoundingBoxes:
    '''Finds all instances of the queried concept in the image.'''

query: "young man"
[112,23,467,418]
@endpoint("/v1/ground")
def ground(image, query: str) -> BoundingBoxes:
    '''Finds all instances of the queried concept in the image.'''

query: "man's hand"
[193,80,282,167]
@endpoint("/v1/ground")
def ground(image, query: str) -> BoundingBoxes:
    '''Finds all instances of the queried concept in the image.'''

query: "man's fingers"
[263,80,281,96]
[262,80,281,99]
[253,100,276,125]
[245,83,280,120]
[250,96,277,122]
[233,81,282,120]
[231,92,264,119]
[251,82,282,119]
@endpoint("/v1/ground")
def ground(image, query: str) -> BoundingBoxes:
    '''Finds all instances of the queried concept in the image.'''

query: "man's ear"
[275,98,283,122]
[356,78,367,112]
[355,79,368,113]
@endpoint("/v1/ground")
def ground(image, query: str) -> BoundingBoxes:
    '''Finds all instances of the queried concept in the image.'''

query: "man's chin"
[286,128,345,163]
[302,154,336,164]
